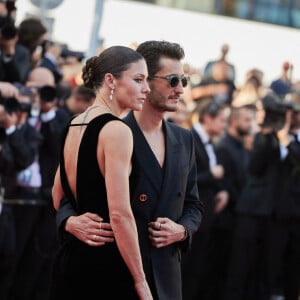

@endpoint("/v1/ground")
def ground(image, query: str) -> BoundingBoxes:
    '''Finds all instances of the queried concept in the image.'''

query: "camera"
[42,39,85,62]
[60,44,85,62]
[261,92,292,131]
[19,102,31,114]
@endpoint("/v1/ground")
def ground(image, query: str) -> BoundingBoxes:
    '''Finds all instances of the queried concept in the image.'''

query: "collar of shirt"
[44,52,58,65]
[193,122,211,144]
[193,122,217,167]
[289,130,300,142]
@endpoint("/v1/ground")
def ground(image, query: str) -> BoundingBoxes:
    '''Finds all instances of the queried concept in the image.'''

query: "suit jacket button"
[139,194,148,202]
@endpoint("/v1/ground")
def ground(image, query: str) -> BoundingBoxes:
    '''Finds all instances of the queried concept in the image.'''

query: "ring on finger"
[158,222,162,230]
[99,222,102,230]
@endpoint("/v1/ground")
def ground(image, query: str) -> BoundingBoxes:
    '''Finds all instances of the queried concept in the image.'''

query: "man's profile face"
[147,57,185,113]
[207,109,228,137]
[235,108,255,136]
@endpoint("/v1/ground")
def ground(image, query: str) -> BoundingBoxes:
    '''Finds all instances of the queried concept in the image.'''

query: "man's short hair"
[39,85,57,102]
[75,85,96,103]
[136,40,185,76]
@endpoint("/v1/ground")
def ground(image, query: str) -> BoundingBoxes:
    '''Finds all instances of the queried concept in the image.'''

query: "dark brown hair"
[82,46,144,90]
[136,40,185,76]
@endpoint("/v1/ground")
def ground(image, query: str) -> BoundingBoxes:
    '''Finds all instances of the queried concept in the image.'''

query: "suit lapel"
[124,111,162,193]
[157,121,181,207]
[192,127,210,168]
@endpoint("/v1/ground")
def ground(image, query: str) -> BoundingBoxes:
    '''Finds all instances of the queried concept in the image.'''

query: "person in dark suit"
[213,104,256,298]
[39,41,64,85]
[223,92,292,300]
[267,94,300,300]
[181,98,229,300]
[0,97,39,300]
[54,40,203,300]
[26,84,69,300]
[0,21,21,83]
[4,93,43,300]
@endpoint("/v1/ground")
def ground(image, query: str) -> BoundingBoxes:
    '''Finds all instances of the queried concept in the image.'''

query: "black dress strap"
[69,123,89,126]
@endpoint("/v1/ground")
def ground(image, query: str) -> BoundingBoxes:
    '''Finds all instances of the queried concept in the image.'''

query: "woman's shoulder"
[101,117,132,138]
[100,117,133,155]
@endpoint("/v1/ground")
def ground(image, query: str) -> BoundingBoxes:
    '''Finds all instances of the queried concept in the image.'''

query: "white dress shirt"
[193,123,217,167]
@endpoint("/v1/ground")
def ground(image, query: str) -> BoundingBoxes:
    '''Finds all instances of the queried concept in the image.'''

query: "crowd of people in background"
[0,1,299,299]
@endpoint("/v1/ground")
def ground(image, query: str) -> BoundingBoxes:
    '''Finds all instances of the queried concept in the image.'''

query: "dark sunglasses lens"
[169,76,188,87]
[170,76,180,87]
[181,77,188,87]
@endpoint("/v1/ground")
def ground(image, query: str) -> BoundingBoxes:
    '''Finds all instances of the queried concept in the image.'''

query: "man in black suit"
[55,40,203,300]
[0,97,40,300]
[181,98,229,300]
[213,104,256,298]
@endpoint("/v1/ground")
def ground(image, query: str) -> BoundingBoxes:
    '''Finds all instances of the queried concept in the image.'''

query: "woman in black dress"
[50,46,152,300]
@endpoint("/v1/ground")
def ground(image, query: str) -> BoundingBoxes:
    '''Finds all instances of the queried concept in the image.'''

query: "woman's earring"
[109,87,115,101]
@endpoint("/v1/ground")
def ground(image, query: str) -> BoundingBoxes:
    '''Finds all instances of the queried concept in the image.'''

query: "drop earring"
[109,87,115,101]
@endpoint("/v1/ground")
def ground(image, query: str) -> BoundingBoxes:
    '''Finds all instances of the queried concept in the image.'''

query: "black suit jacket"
[236,132,281,216]
[191,126,223,229]
[0,122,41,198]
[274,137,300,219]
[0,54,21,83]
[56,111,202,300]
[215,132,250,228]
[39,108,69,201]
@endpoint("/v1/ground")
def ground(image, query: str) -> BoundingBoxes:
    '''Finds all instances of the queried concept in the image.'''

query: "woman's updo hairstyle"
[82,45,144,90]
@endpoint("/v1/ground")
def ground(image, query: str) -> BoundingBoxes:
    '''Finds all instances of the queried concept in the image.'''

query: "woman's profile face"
[115,59,150,111]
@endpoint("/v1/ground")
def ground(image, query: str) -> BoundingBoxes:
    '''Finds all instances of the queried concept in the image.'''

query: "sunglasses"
[149,75,190,88]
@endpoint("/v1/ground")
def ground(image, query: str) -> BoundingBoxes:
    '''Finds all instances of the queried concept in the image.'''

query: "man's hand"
[214,190,229,214]
[65,213,114,247]
[148,217,186,248]
[210,164,224,180]
[0,82,19,98]
[277,110,292,147]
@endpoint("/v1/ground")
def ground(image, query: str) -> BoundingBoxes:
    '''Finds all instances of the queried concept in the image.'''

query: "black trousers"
[268,218,300,300]
[0,206,16,300]
[223,214,273,300]
[181,224,233,300]
[9,194,58,300]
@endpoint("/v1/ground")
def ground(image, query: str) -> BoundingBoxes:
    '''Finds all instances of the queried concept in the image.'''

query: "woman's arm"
[100,120,152,299]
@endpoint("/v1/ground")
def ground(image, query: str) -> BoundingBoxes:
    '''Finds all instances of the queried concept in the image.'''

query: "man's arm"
[177,135,203,250]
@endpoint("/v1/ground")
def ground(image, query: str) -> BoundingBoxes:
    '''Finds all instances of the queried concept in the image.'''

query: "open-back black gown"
[49,114,138,300]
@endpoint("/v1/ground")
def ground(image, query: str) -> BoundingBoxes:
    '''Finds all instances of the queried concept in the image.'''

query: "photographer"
[0,97,40,197]
[223,92,293,300]
[267,92,300,300]
[39,40,64,84]
[38,39,85,86]
[0,95,41,299]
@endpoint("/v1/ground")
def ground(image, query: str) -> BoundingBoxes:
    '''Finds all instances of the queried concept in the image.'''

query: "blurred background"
[14,0,300,86]
[0,2,299,300]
